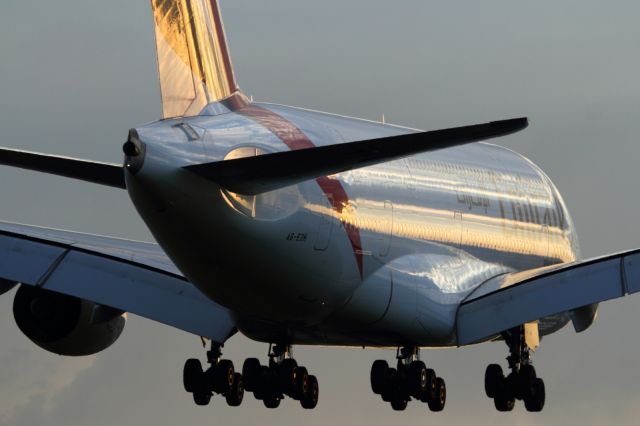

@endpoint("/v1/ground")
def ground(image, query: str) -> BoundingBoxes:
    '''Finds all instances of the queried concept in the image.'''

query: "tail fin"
[150,0,239,118]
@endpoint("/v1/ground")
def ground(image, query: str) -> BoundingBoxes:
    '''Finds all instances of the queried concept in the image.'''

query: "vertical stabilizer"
[150,0,239,118]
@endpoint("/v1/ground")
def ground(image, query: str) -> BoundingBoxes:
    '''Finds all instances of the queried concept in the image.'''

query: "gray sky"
[1,0,640,424]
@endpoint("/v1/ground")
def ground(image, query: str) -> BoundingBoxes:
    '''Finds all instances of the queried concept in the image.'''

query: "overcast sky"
[1,0,640,425]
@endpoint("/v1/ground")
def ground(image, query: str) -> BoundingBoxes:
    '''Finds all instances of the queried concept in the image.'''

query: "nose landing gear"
[484,325,546,412]
[370,346,446,411]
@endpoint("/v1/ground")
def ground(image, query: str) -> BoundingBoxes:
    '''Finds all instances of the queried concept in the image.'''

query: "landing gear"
[183,342,244,407]
[484,326,546,412]
[370,346,446,411]
[242,344,319,409]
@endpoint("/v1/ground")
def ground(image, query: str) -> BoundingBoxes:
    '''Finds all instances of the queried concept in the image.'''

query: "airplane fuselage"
[125,101,580,347]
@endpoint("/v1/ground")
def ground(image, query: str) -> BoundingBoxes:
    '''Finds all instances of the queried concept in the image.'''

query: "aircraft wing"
[457,248,640,345]
[0,221,236,343]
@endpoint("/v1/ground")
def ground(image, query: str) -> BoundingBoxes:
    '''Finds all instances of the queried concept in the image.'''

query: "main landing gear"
[183,342,244,407]
[242,344,319,409]
[484,326,546,412]
[370,346,446,411]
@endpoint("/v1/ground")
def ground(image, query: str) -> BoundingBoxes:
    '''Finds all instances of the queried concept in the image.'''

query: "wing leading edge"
[457,249,640,345]
[0,221,236,343]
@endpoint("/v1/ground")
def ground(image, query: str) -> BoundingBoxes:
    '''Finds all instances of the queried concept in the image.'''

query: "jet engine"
[13,285,126,356]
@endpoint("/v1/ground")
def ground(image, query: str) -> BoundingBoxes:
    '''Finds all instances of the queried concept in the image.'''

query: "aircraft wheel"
[380,368,397,402]
[279,358,298,397]
[524,378,545,412]
[390,395,408,411]
[484,364,504,398]
[494,379,515,412]
[253,365,271,400]
[301,375,319,409]
[183,358,203,393]
[263,395,281,409]
[408,360,428,398]
[294,366,309,400]
[427,377,446,412]
[242,358,261,392]
[214,359,235,394]
[225,373,244,407]
[371,360,389,394]
[193,391,211,406]
[518,364,537,400]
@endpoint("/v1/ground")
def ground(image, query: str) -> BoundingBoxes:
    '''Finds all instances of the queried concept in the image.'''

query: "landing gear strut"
[370,346,446,411]
[242,344,319,409]
[484,325,545,412]
[183,342,244,407]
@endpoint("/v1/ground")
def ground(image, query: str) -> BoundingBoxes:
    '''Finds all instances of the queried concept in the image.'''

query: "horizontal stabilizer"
[0,147,126,189]
[185,117,528,195]
[457,248,640,345]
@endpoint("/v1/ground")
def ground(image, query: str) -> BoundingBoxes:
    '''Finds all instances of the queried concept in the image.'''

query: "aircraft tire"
[263,395,281,409]
[494,380,515,412]
[371,360,389,394]
[524,378,545,412]
[214,359,235,394]
[225,373,244,407]
[242,358,261,392]
[193,391,211,406]
[427,377,446,412]
[484,364,504,398]
[390,395,408,411]
[408,360,428,398]
[294,366,309,400]
[518,364,537,400]
[301,375,319,409]
[278,358,298,397]
[183,358,203,393]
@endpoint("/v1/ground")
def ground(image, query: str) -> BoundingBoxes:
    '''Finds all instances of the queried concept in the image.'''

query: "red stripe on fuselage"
[237,105,364,277]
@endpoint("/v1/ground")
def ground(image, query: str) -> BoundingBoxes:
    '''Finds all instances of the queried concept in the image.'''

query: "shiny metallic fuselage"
[125,101,580,347]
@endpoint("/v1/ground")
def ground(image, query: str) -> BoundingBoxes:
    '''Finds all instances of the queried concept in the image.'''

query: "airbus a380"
[0,0,636,414]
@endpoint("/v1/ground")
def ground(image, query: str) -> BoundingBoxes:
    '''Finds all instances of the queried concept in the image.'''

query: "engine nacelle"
[13,285,126,356]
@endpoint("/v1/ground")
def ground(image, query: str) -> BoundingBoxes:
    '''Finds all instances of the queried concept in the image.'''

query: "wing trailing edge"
[185,117,528,195]
[457,248,640,345]
[0,147,126,189]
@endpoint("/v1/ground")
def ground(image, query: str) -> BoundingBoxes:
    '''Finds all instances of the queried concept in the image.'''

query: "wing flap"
[457,249,640,345]
[0,221,235,343]
[185,117,528,195]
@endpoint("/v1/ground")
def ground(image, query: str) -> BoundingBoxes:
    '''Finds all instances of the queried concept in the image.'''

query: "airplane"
[0,0,637,414]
